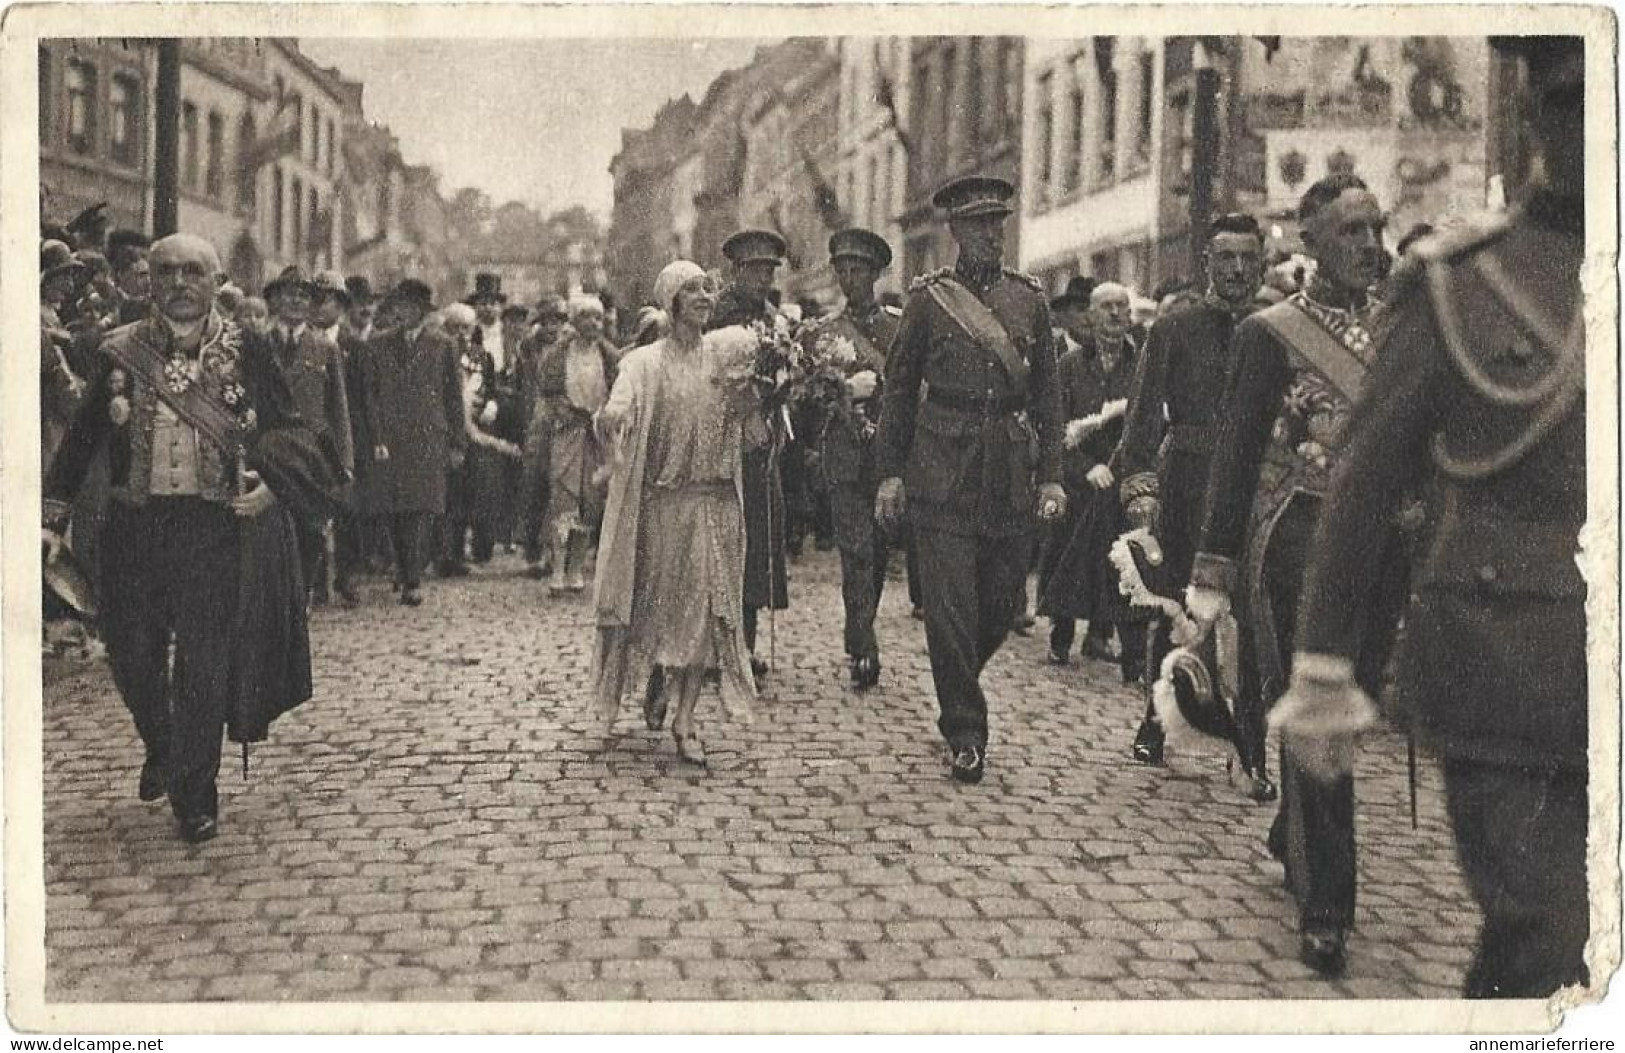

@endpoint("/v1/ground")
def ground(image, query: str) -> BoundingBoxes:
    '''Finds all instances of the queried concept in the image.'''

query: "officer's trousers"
[1443,758,1589,998]
[831,483,886,660]
[101,498,238,821]
[915,527,1030,751]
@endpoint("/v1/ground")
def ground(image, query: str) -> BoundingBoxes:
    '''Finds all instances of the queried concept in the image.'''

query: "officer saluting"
[1273,35,1589,998]
[875,175,1066,784]
[802,228,900,689]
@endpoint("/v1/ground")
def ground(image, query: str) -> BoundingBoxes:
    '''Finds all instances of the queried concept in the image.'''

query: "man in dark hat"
[1114,211,1271,784]
[1049,276,1097,356]
[467,272,511,378]
[874,175,1067,785]
[64,202,110,253]
[310,271,370,604]
[352,279,466,606]
[800,228,901,689]
[262,266,355,606]
[42,233,316,844]
[1186,175,1401,978]
[1276,34,1589,999]
[710,228,791,679]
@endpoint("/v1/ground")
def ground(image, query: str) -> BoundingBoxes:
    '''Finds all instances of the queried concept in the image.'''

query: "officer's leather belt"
[928,389,1025,415]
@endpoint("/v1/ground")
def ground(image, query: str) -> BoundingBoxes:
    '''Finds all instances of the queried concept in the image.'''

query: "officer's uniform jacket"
[875,262,1063,538]
[1191,286,1395,698]
[1294,194,1586,770]
[267,324,354,478]
[44,313,297,528]
[801,302,899,489]
[1112,297,1251,586]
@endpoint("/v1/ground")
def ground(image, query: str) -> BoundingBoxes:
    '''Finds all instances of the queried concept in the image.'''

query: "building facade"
[900,37,1025,280]
[1020,36,1170,295]
[834,36,912,298]
[39,39,154,236]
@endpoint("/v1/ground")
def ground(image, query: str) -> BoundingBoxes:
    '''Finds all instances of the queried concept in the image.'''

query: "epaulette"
[1410,209,1513,265]
[908,268,953,292]
[1002,267,1043,292]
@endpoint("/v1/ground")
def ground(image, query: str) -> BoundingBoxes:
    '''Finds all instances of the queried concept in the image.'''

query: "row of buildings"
[609,35,1517,311]
[39,38,606,301]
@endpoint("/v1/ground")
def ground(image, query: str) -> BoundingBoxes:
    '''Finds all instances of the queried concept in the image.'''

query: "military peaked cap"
[932,175,1016,219]
[828,228,893,269]
[722,229,788,266]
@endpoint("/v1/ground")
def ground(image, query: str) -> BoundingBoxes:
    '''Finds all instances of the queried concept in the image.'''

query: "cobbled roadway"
[42,549,1478,1002]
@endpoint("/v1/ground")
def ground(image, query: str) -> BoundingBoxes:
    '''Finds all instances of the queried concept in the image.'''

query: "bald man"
[43,234,307,844]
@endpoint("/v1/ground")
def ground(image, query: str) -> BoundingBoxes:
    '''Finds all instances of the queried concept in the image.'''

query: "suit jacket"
[875,265,1063,537]
[265,325,354,478]
[355,323,465,514]
[1295,195,1586,769]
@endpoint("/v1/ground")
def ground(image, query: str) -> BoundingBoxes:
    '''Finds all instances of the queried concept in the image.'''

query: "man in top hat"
[1185,176,1404,978]
[467,272,511,377]
[1275,34,1589,999]
[710,228,791,679]
[799,228,901,689]
[353,279,466,606]
[874,175,1067,785]
[262,266,355,606]
[64,201,110,253]
[1114,211,1275,799]
[1049,276,1097,357]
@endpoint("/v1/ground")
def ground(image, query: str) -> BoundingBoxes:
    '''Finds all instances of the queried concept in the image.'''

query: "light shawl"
[587,335,756,722]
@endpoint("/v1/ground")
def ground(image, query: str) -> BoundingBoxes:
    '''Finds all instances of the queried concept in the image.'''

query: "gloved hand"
[1036,482,1067,522]
[1271,655,1378,782]
[875,477,906,532]
[1185,585,1231,626]
[846,370,879,401]
[479,399,499,426]
[1086,464,1115,490]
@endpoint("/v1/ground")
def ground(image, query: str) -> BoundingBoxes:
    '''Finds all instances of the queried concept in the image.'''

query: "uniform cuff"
[1120,471,1159,508]
[43,498,72,533]
[1189,552,1237,594]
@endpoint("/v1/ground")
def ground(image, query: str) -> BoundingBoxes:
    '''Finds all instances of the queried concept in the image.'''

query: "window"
[1034,72,1053,204]
[1063,64,1085,195]
[181,102,199,190]
[291,175,304,256]
[939,44,957,173]
[908,53,933,195]
[1000,38,1022,144]
[205,110,224,198]
[309,103,319,164]
[66,60,95,155]
[867,152,880,229]
[961,38,983,165]
[308,186,320,264]
[1136,50,1156,164]
[109,73,140,166]
[325,117,336,178]
[39,47,51,141]
[273,167,285,253]
[287,91,304,159]
[236,112,258,212]
[1099,52,1119,184]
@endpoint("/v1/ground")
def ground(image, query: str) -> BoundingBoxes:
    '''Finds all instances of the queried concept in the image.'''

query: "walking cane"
[1407,732,1419,829]
[236,450,252,782]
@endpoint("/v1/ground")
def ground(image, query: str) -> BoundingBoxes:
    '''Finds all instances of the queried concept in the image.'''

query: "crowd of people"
[38,35,1589,1001]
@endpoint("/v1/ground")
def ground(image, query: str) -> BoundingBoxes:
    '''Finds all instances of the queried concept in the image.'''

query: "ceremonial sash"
[1252,300,1368,406]
[925,278,1029,393]
[106,321,243,454]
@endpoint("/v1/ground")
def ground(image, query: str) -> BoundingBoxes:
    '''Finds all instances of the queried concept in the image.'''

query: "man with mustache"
[1187,174,1405,977]
[42,234,311,844]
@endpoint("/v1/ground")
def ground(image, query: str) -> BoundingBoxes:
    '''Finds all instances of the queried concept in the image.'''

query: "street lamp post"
[153,39,182,237]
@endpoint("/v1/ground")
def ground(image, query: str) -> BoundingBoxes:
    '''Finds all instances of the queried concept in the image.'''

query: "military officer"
[1187,173,1406,978]
[710,228,790,680]
[874,175,1066,784]
[1275,35,1588,999]
[801,228,901,689]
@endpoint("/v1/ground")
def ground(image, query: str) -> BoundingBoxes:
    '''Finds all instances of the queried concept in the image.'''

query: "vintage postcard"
[1,1,1618,1036]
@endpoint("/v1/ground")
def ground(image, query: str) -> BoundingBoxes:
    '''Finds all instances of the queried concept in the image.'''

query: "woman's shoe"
[673,726,708,766]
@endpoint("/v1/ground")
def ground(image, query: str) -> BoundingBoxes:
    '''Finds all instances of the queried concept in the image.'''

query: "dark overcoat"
[355,323,465,515]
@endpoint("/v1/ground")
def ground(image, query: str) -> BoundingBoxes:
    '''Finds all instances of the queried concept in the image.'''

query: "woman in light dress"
[589,261,758,764]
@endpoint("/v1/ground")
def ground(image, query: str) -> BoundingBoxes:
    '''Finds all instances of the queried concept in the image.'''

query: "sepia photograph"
[2,1,1618,1035]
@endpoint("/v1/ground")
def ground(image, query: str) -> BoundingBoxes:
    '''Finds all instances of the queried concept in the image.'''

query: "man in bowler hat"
[874,175,1067,784]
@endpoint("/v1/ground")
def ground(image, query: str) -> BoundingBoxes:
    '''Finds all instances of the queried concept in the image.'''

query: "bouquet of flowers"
[709,317,808,412]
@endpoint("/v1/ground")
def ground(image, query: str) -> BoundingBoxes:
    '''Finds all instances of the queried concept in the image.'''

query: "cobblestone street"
[41,548,1480,1003]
